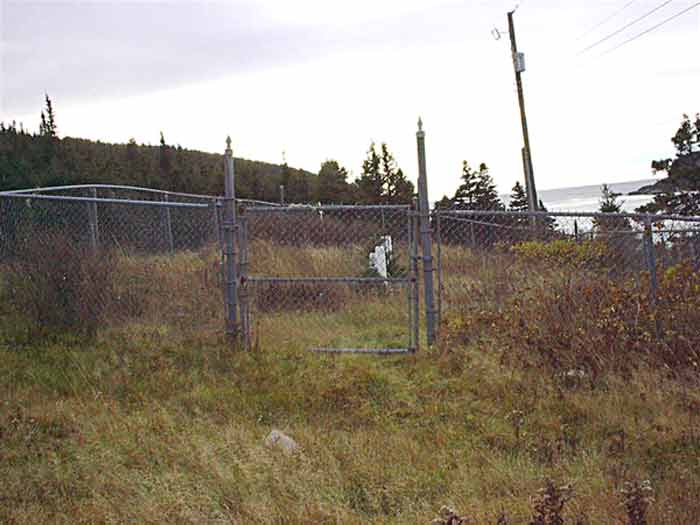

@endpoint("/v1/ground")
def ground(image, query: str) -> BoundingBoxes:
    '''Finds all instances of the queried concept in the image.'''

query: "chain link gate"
[236,204,420,354]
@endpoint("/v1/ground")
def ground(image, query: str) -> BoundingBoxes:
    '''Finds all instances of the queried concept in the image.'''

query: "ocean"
[502,179,657,213]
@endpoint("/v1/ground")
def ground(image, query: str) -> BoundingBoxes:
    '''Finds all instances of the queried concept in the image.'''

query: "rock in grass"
[264,430,299,455]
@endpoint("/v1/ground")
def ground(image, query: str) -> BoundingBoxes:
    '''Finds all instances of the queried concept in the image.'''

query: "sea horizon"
[502,178,658,213]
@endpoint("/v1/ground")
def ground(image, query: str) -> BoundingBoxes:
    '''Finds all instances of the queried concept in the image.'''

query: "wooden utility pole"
[508,10,538,213]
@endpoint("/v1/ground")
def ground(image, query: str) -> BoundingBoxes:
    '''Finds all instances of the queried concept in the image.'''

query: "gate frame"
[237,203,420,354]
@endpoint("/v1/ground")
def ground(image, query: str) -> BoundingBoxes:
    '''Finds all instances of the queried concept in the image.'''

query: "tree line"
[2,97,697,215]
[0,96,415,205]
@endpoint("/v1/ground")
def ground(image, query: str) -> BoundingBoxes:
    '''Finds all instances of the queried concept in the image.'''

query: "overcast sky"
[1,0,698,198]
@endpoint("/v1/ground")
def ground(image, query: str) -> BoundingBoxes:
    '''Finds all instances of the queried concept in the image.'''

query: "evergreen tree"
[472,164,504,211]
[317,160,350,203]
[434,195,453,210]
[158,131,171,179]
[452,162,503,210]
[356,142,383,204]
[508,181,528,212]
[453,161,480,208]
[595,184,631,231]
[38,95,57,138]
[380,143,414,204]
[640,113,700,215]
[39,112,49,136]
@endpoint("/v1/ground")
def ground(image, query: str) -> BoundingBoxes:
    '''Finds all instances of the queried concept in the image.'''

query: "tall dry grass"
[1,237,700,523]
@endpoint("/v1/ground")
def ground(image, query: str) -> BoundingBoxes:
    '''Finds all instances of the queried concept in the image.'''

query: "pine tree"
[41,94,57,138]
[317,160,350,203]
[356,143,383,204]
[472,164,504,211]
[380,143,414,204]
[508,181,528,212]
[453,161,480,208]
[158,131,171,180]
[434,195,453,210]
[595,184,631,231]
[39,112,49,136]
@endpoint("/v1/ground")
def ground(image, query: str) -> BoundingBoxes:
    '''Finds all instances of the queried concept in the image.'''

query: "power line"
[578,0,640,40]
[578,0,675,55]
[601,1,700,55]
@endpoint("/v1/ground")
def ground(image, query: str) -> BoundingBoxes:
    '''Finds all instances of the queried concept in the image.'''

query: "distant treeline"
[0,126,341,203]
[0,96,415,205]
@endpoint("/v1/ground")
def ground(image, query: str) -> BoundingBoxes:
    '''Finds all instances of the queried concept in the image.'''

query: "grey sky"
[1,0,699,198]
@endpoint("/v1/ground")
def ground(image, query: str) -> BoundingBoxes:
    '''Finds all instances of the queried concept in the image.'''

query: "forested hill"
[0,127,336,203]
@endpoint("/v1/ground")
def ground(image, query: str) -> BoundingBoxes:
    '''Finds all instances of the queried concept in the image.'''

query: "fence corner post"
[223,136,240,341]
[416,117,436,346]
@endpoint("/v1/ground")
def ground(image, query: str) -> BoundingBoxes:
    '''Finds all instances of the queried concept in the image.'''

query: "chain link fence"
[434,209,700,340]
[238,204,419,353]
[3,183,700,352]
[0,185,232,338]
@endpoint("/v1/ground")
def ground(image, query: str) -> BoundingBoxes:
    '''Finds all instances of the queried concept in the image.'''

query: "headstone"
[368,235,393,279]
[369,245,388,278]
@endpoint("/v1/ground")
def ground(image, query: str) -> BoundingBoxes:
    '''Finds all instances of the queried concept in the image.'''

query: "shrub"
[441,257,700,377]
[511,239,611,270]
[1,232,116,337]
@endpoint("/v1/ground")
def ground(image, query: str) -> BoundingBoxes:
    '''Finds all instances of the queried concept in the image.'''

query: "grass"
[1,241,700,523]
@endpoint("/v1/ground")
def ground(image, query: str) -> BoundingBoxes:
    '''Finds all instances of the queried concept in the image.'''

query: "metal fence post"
[223,137,239,339]
[87,187,99,253]
[416,118,436,346]
[238,207,250,350]
[643,218,661,338]
[162,193,174,253]
[410,199,420,352]
[214,199,223,250]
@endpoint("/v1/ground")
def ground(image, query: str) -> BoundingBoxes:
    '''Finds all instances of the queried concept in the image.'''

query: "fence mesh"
[0,188,223,339]
[3,185,700,353]
[434,210,700,343]
[240,205,417,352]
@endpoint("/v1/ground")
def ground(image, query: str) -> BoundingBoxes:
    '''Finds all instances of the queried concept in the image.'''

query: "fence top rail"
[236,198,281,207]
[435,209,700,223]
[245,204,411,213]
[0,191,213,209]
[0,183,220,201]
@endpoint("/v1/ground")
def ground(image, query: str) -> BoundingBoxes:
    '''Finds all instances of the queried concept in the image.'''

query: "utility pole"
[508,10,538,213]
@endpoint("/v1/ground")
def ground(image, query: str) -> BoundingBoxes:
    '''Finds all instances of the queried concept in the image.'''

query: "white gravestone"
[368,235,393,279]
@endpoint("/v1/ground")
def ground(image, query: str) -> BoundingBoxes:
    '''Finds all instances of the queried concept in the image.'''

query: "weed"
[529,479,573,525]
[620,480,653,525]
